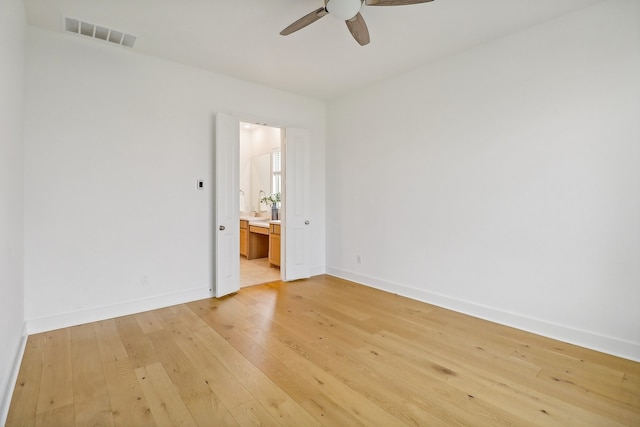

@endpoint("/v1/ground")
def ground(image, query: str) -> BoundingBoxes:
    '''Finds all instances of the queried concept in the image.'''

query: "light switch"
[196,179,204,189]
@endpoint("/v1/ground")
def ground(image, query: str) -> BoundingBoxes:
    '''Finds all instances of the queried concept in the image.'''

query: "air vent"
[64,17,136,48]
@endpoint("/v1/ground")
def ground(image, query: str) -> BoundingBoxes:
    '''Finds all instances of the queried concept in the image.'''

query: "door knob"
[305,220,310,225]
[219,225,225,231]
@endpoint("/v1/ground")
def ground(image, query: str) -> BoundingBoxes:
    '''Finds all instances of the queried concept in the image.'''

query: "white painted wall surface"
[326,0,640,360]
[0,0,26,419]
[23,28,326,331]
[239,128,252,211]
[250,126,282,158]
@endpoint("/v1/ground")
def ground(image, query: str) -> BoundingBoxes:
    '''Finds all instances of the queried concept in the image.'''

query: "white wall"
[239,128,252,212]
[0,0,26,418]
[24,27,326,332]
[326,0,640,361]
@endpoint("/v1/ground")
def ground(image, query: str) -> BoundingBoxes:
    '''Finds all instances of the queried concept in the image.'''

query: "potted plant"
[261,192,281,220]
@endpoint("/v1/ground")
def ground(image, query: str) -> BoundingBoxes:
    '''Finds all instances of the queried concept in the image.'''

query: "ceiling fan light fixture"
[279,0,433,46]
[326,0,362,20]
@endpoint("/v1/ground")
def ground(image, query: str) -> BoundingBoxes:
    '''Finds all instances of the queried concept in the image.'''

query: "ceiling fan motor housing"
[326,0,363,20]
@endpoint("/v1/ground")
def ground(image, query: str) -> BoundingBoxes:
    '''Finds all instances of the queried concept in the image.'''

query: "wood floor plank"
[6,335,46,426]
[135,310,165,335]
[213,324,365,426]
[94,320,155,426]
[230,401,284,427]
[291,320,493,426]
[533,367,639,424]
[186,301,370,426]
[70,323,115,426]
[151,304,257,411]
[100,358,156,426]
[364,328,536,390]
[135,362,198,427]
[351,335,499,425]
[34,404,75,427]
[622,370,640,396]
[193,300,415,426]
[7,275,640,426]
[35,328,73,415]
[94,319,129,362]
[114,314,159,369]
[476,379,628,427]
[174,303,322,426]
[144,321,239,426]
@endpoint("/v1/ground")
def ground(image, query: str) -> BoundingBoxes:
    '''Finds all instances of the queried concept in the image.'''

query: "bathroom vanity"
[240,218,280,266]
[248,221,269,260]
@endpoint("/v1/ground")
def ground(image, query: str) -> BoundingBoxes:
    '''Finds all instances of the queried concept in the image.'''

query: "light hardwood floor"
[240,256,280,288]
[7,275,640,426]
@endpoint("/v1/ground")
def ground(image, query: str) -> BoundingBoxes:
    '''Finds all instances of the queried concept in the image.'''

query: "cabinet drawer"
[270,224,281,235]
[249,225,269,235]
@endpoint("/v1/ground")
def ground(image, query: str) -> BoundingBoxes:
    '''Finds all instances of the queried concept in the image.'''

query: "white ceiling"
[23,0,602,100]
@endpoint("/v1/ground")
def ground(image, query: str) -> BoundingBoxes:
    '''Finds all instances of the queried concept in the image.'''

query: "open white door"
[282,128,311,281]
[214,113,240,297]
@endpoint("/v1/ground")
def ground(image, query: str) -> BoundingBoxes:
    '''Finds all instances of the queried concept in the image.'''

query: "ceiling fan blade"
[346,12,370,46]
[365,0,434,5]
[280,7,328,35]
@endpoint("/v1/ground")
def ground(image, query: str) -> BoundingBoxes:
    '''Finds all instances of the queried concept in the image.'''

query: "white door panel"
[282,128,311,281]
[214,113,240,297]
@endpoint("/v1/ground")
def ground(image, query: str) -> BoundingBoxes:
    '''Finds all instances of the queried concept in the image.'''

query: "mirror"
[239,122,282,214]
[251,153,270,212]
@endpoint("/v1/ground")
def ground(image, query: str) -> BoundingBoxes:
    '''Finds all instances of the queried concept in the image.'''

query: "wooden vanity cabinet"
[239,220,248,257]
[269,223,281,267]
[248,225,269,259]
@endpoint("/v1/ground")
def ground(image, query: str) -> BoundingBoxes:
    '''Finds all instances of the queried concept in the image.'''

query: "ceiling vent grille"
[64,17,136,48]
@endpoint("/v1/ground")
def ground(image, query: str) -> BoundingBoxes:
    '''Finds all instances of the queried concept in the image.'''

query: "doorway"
[239,122,282,288]
[214,113,311,297]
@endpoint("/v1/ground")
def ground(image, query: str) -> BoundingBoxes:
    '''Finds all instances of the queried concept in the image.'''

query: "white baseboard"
[0,323,28,426]
[26,287,212,335]
[326,267,640,363]
[23,270,329,335]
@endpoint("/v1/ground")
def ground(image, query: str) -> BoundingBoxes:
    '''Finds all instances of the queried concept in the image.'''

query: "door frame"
[213,113,311,295]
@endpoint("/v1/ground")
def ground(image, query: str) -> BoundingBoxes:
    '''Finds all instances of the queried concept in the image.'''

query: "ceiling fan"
[280,0,434,46]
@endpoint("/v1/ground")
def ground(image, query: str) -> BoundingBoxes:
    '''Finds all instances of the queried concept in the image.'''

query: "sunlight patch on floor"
[240,256,280,288]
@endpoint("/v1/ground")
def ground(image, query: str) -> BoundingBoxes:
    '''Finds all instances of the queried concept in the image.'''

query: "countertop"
[241,217,280,227]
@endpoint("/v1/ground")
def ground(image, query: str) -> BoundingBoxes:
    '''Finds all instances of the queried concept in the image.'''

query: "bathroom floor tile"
[240,256,280,288]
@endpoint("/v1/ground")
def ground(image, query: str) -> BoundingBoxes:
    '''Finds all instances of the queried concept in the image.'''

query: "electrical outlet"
[141,275,149,285]
[356,255,362,264]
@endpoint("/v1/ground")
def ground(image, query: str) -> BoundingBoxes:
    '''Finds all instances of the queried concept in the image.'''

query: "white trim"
[0,323,28,426]
[26,287,212,335]
[326,267,640,363]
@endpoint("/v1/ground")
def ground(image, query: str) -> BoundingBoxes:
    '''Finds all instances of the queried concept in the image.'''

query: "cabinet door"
[239,225,247,257]
[269,229,281,267]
